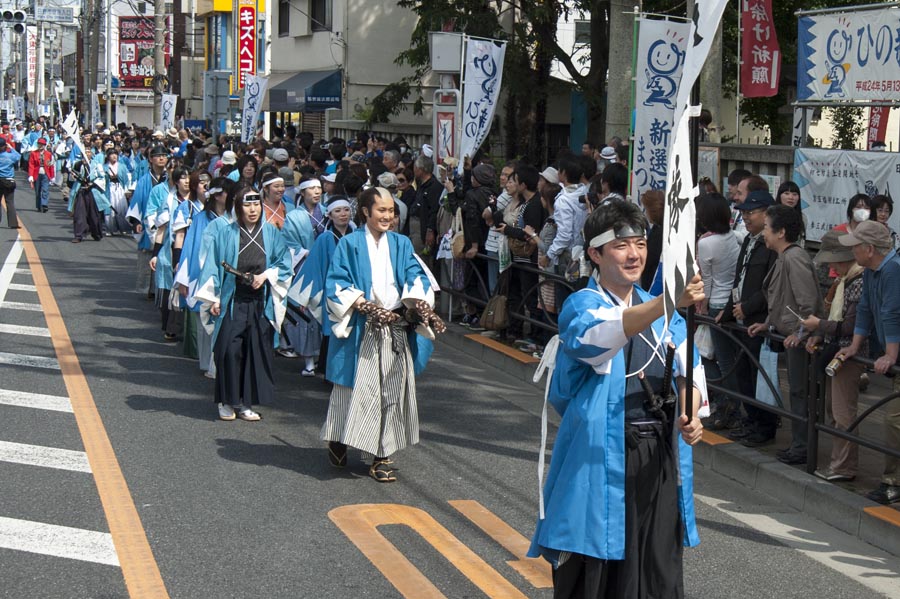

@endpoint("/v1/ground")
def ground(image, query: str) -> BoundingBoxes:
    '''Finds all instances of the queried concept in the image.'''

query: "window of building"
[278,0,290,37]
[311,0,332,32]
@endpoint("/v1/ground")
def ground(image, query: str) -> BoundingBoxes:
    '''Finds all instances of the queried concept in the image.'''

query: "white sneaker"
[217,403,235,421]
[237,409,261,421]
[204,370,216,379]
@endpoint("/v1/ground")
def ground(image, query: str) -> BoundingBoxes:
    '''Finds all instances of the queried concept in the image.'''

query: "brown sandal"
[369,459,397,483]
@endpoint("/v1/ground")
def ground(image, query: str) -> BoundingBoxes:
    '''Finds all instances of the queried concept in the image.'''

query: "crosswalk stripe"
[14,268,30,275]
[0,351,60,370]
[8,283,37,292]
[0,516,119,567]
[0,301,43,312]
[0,389,73,413]
[0,440,91,473]
[0,323,51,337]
[0,238,23,305]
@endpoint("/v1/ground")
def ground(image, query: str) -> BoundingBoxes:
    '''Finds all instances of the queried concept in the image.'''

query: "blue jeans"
[486,250,499,296]
[35,173,49,210]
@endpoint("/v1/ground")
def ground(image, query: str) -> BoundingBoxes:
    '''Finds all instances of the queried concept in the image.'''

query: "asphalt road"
[0,180,898,599]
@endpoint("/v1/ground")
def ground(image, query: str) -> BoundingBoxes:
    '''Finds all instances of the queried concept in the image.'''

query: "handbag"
[481,294,508,331]
[451,208,467,259]
[507,237,532,258]
[695,324,715,359]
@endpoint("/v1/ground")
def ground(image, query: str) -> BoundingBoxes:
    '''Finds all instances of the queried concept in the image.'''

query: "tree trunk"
[605,0,634,144]
[585,1,610,146]
[529,0,555,165]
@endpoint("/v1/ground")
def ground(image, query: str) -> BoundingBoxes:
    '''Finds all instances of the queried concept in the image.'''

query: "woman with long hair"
[776,181,805,247]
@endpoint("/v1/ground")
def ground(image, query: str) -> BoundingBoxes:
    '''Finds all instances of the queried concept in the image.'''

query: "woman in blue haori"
[320,187,445,483]
[528,200,708,599]
[294,177,327,236]
[147,166,191,341]
[126,143,169,295]
[67,151,108,243]
[288,196,357,376]
[194,185,292,422]
[175,177,234,378]
[102,148,132,235]
[260,171,295,231]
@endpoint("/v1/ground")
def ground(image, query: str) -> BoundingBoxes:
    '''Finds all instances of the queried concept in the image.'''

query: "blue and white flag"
[90,91,101,127]
[241,74,268,144]
[458,37,506,173]
[661,0,729,319]
[633,18,691,198]
[60,108,86,157]
[15,96,25,120]
[161,93,178,130]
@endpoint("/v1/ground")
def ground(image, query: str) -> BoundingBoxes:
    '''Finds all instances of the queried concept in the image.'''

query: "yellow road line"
[17,227,170,598]
[864,505,900,528]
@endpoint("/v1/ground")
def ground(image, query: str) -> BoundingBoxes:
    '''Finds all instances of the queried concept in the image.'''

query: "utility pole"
[153,0,166,127]
[105,0,112,126]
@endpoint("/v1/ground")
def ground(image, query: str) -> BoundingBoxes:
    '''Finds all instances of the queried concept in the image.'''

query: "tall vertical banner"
[26,26,37,95]
[90,91,101,127]
[791,106,814,146]
[15,96,25,120]
[867,105,890,149]
[458,37,506,172]
[160,93,178,130]
[60,109,86,157]
[740,0,780,97]
[235,0,257,90]
[240,74,267,143]
[633,18,691,197]
[661,0,730,319]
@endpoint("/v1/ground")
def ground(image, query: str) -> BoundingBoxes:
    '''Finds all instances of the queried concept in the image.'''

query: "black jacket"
[721,233,777,326]
[413,175,445,243]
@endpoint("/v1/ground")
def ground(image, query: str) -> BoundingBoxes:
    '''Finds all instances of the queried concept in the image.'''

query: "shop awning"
[265,69,342,112]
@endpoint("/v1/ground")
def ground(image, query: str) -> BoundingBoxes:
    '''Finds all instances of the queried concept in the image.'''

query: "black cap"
[736,190,775,211]
[148,143,168,157]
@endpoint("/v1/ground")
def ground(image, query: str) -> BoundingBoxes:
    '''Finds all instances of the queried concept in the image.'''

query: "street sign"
[35,7,75,24]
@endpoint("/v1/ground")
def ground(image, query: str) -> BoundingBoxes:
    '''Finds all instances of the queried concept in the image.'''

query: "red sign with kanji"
[119,16,171,90]
[236,0,256,90]
[740,0,781,98]
[867,105,890,150]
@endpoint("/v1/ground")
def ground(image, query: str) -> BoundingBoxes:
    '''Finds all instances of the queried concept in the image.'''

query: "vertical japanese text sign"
[236,0,257,90]
[740,0,780,97]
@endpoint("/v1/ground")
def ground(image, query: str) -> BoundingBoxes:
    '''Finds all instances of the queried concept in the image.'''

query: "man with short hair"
[412,155,443,257]
[383,149,400,172]
[836,221,900,505]
[28,137,55,213]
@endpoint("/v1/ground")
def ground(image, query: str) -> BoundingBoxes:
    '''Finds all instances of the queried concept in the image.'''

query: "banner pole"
[627,7,639,198]
[686,70,700,421]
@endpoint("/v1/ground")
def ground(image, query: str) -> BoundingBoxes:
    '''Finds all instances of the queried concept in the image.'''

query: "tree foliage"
[829,106,865,149]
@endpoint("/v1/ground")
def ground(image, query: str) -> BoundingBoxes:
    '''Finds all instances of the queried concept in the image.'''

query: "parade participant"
[195,185,292,422]
[148,166,190,341]
[290,196,357,375]
[260,171,294,230]
[102,148,132,234]
[28,137,55,213]
[127,143,169,295]
[228,154,258,187]
[0,138,21,228]
[279,183,317,366]
[68,153,108,243]
[295,177,327,235]
[320,187,445,482]
[528,199,707,599]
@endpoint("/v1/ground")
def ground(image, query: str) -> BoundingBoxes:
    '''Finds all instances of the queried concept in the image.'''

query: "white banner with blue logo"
[458,37,506,172]
[798,7,900,101]
[793,148,900,242]
[633,17,691,198]
[661,0,729,319]
[90,91,101,128]
[241,74,268,144]
[160,93,178,130]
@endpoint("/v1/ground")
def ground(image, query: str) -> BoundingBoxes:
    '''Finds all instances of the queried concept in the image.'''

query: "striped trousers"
[321,322,418,457]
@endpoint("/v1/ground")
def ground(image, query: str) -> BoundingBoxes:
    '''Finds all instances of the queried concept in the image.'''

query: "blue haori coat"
[174,210,229,312]
[288,226,356,333]
[146,184,185,293]
[528,278,709,567]
[324,229,438,389]
[193,220,292,346]
[126,171,163,250]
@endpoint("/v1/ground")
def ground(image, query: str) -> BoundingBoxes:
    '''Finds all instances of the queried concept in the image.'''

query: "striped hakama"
[321,321,418,457]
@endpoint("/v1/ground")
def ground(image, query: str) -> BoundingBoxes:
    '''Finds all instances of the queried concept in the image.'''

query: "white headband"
[262,177,284,188]
[588,224,647,248]
[207,186,223,196]
[298,179,322,191]
[326,198,351,213]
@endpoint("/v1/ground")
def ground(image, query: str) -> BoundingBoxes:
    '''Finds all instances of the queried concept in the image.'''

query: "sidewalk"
[438,320,900,558]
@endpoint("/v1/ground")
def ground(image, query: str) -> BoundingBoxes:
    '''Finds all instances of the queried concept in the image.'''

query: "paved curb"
[439,324,544,391]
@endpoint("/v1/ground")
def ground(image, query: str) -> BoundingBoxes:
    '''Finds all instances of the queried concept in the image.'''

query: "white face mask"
[853,208,870,223]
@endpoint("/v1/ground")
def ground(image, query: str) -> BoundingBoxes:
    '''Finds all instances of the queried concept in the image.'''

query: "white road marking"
[0,389,72,413]
[0,301,43,312]
[13,268,30,275]
[0,351,60,370]
[8,283,37,292]
[0,516,119,567]
[0,238,23,305]
[0,440,91,473]
[0,323,50,337]
[696,493,900,598]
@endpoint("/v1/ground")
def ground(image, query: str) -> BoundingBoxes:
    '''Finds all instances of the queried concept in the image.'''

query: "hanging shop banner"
[240,74,267,143]
[90,91,101,128]
[15,96,25,121]
[119,16,171,90]
[632,17,691,197]
[236,0,257,90]
[740,0,780,97]
[161,93,178,130]
[457,37,506,173]
[661,0,729,319]
[798,7,900,101]
[26,26,37,94]
[794,148,900,241]
[867,105,890,149]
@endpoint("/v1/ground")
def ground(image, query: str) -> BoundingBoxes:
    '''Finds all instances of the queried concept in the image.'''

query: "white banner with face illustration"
[458,37,506,173]
[661,0,730,319]
[160,93,178,130]
[241,74,268,144]
[633,18,691,198]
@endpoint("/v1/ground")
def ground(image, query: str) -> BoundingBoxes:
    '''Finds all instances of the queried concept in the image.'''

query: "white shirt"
[365,226,401,310]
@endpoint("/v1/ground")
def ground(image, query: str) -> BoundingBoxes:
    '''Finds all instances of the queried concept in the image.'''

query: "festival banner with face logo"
[661,0,729,319]
[798,8,900,101]
[241,74,268,144]
[161,93,178,130]
[458,37,506,173]
[633,18,691,198]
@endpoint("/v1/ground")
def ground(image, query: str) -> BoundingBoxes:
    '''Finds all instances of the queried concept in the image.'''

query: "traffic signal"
[1,10,26,34]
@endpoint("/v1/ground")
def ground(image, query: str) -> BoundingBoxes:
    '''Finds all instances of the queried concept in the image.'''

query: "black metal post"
[685,69,701,418]
[806,352,820,475]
